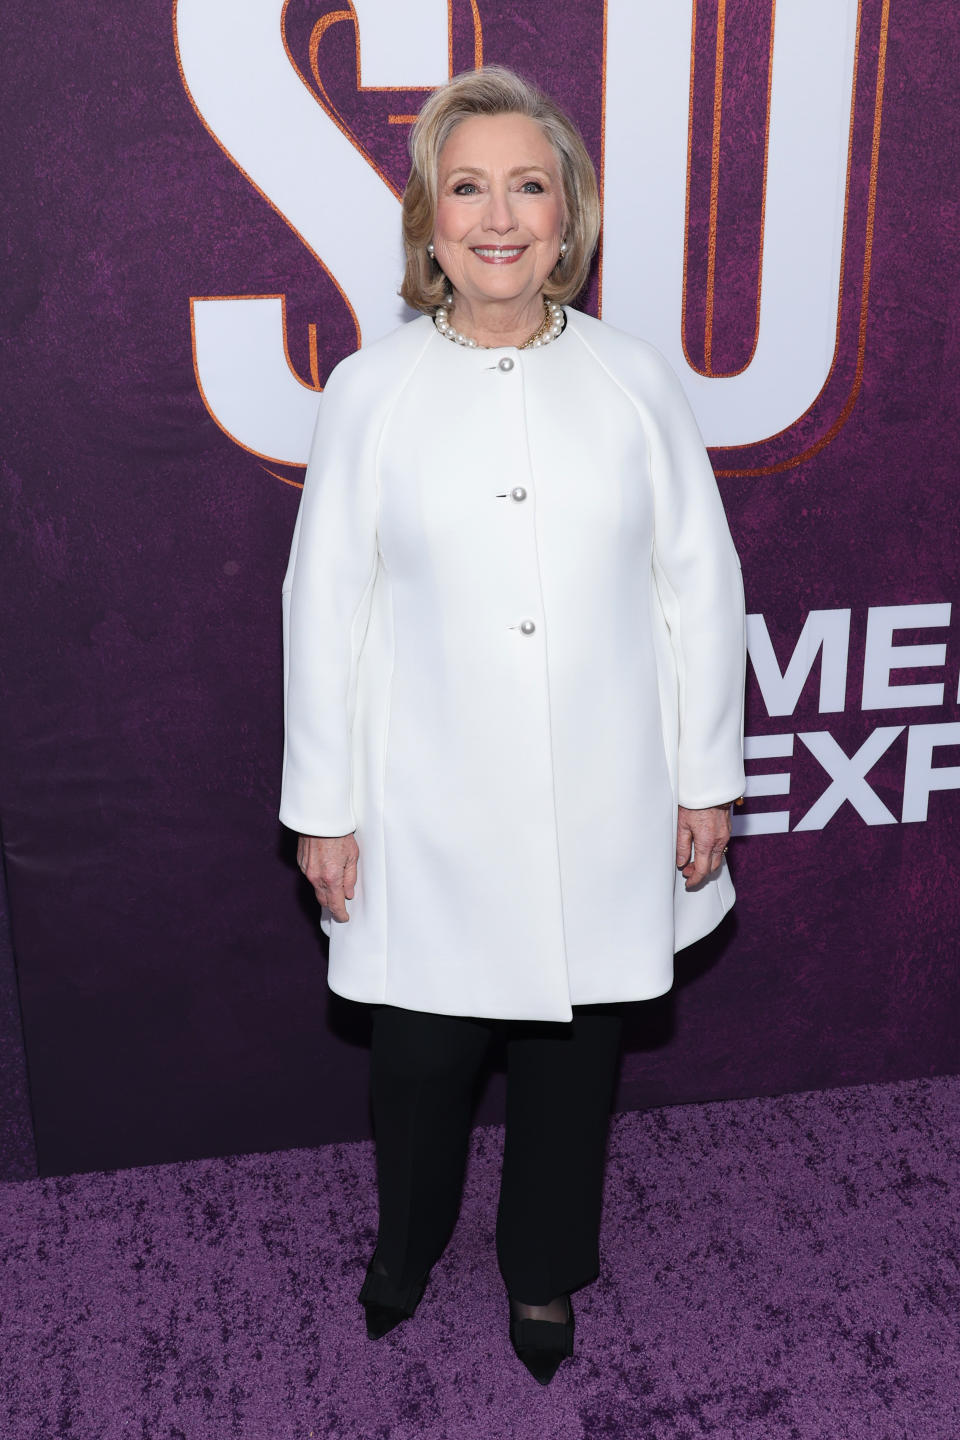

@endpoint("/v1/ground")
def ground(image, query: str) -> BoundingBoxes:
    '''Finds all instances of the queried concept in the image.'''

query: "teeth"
[474,247,524,257]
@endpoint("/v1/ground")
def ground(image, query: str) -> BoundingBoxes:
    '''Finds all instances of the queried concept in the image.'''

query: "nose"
[481,183,519,236]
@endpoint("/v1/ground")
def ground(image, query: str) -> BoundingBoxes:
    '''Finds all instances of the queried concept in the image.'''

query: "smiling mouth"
[471,246,528,263]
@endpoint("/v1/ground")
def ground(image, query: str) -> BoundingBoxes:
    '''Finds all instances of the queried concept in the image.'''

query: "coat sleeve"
[644,348,747,809]
[278,356,381,837]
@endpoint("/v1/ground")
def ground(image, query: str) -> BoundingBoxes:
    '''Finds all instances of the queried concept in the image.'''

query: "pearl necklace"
[433,296,566,350]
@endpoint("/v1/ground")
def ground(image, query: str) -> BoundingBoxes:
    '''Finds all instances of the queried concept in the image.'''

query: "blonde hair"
[400,66,601,313]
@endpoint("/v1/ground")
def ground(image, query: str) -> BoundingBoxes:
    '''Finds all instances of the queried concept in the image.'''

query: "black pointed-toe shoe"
[509,1295,575,1385]
[358,1255,429,1340]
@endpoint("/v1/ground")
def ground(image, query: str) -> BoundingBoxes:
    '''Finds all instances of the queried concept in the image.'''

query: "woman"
[280,66,746,1385]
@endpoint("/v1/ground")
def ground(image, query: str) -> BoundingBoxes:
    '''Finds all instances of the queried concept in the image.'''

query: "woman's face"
[432,113,566,314]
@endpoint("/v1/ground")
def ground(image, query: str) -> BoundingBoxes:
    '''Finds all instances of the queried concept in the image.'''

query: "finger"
[343,852,358,900]
[692,853,712,885]
[317,883,350,922]
[682,839,712,888]
[309,862,352,921]
[686,840,728,887]
[676,825,693,870]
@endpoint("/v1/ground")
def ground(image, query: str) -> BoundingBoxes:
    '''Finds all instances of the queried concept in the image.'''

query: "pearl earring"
[426,242,435,258]
[559,238,568,257]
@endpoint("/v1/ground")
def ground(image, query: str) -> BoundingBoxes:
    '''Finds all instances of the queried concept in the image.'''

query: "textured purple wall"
[0,859,36,1181]
[1,0,958,1176]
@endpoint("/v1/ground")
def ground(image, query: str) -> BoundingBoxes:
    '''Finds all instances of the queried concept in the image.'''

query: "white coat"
[280,307,746,1022]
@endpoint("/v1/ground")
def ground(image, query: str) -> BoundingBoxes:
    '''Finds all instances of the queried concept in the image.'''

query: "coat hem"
[325,972,676,1021]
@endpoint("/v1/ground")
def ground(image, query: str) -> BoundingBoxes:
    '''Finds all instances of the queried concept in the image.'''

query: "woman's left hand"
[676,804,732,890]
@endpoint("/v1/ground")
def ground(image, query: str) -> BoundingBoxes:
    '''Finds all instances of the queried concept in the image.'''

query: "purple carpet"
[2,1075,959,1439]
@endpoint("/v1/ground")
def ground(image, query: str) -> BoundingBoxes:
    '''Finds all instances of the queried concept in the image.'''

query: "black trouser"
[369,1003,623,1305]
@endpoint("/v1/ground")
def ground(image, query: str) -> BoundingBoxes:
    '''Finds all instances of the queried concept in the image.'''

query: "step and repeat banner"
[2,0,958,1174]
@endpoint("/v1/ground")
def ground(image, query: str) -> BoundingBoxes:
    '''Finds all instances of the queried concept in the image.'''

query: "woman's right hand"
[297,833,359,922]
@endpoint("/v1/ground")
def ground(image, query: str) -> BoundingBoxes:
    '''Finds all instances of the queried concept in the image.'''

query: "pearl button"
[510,486,527,502]
[498,357,515,372]
[519,618,536,635]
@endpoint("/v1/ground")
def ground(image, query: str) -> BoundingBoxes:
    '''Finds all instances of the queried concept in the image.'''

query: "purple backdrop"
[1,0,958,1177]
[0,860,35,1180]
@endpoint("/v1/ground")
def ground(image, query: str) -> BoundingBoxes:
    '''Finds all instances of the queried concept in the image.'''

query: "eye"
[519,180,544,193]
[452,181,479,195]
